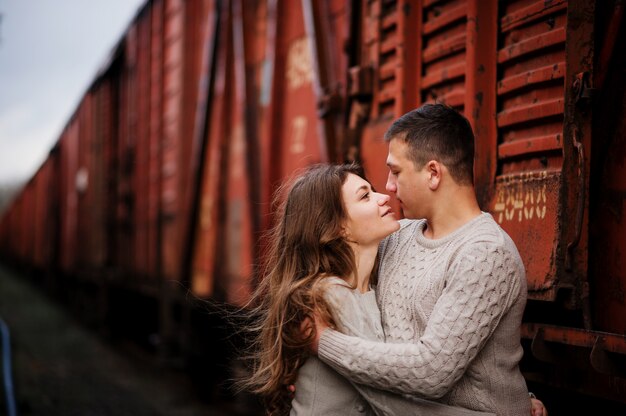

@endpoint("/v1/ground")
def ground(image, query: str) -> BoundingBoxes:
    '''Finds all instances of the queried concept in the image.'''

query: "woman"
[242,164,494,416]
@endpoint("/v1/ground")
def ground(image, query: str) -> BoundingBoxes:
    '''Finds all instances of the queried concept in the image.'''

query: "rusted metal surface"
[147,0,163,282]
[255,0,276,238]
[522,323,626,401]
[59,120,80,273]
[561,0,594,317]
[32,161,50,269]
[419,0,468,112]
[180,0,217,287]
[76,94,91,269]
[351,0,416,198]
[92,80,112,269]
[273,0,328,173]
[112,19,137,275]
[222,0,254,306]
[75,90,108,270]
[191,0,229,298]
[2,0,626,405]
[493,171,559,296]
[467,0,498,207]
[590,0,626,337]
[490,0,572,303]
[17,181,34,264]
[523,323,626,364]
[160,0,185,282]
[302,0,351,162]
[127,7,145,278]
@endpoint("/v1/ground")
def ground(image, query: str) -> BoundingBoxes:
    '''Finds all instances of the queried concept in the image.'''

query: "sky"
[0,0,146,186]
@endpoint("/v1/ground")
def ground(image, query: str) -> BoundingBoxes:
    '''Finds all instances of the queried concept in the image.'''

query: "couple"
[244,104,546,415]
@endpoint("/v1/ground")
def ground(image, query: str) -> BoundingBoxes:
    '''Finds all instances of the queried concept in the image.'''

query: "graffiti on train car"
[493,171,549,223]
[286,37,313,90]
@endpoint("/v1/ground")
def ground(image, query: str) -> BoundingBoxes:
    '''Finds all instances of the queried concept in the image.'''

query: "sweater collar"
[414,212,492,248]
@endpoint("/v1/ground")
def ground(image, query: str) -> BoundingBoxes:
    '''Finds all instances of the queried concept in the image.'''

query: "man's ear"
[426,160,442,190]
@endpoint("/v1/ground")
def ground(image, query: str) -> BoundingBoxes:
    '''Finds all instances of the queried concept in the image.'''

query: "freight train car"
[1,0,625,410]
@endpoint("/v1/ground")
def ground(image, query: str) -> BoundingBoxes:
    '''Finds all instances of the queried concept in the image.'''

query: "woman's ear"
[341,224,358,244]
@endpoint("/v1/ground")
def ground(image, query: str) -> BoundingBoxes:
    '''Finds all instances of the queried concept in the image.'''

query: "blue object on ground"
[0,317,17,416]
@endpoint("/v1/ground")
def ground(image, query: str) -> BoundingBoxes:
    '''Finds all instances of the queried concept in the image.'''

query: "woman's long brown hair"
[240,163,365,415]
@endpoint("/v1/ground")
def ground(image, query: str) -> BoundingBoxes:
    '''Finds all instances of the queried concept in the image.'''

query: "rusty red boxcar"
[1,0,625,410]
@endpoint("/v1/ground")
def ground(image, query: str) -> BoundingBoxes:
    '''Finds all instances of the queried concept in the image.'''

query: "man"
[313,104,544,415]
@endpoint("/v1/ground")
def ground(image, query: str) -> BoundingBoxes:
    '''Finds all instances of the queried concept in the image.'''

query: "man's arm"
[316,278,496,416]
[316,243,523,398]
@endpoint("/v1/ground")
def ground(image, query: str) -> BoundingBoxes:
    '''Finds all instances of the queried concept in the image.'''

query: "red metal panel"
[10,193,23,262]
[466,0,498,207]
[191,0,229,298]
[352,0,396,193]
[355,0,494,204]
[32,160,52,269]
[118,1,169,284]
[254,0,274,240]
[10,195,21,261]
[242,0,277,286]
[179,0,214,285]
[59,120,80,273]
[109,22,136,272]
[160,0,185,281]
[273,0,327,175]
[31,167,44,267]
[147,0,164,280]
[302,0,350,162]
[76,94,93,269]
[92,77,113,268]
[221,107,254,305]
[0,206,8,256]
[353,0,421,201]
[254,0,342,252]
[419,0,468,112]
[133,10,152,277]
[217,0,258,306]
[363,0,399,119]
[490,0,576,302]
[19,181,35,263]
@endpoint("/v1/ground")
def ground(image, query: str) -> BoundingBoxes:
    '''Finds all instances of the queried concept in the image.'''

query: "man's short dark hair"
[384,104,475,185]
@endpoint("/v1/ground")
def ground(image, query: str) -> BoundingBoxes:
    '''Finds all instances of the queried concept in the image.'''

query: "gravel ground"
[0,263,258,416]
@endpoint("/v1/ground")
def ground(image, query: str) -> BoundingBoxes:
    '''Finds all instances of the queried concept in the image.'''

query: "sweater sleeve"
[320,279,496,416]
[318,242,524,398]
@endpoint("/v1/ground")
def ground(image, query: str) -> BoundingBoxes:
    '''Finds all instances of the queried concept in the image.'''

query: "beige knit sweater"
[318,213,531,416]
[292,278,494,416]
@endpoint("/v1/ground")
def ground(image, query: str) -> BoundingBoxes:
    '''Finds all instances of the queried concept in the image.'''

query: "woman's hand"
[301,311,329,354]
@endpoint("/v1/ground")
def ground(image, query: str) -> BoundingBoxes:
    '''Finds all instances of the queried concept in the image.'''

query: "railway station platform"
[0,263,258,416]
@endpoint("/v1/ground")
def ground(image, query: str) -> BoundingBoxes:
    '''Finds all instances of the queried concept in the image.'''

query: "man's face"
[385,138,428,219]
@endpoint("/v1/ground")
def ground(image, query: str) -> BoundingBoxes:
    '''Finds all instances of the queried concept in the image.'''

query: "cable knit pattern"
[318,213,531,416]
[292,278,495,416]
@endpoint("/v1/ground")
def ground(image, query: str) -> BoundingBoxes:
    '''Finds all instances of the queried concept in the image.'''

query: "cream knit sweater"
[318,213,531,416]
[292,278,495,416]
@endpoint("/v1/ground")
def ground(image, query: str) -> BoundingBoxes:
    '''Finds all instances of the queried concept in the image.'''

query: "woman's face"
[341,173,400,246]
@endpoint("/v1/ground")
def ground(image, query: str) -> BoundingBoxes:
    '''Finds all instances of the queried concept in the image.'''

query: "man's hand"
[530,397,547,416]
